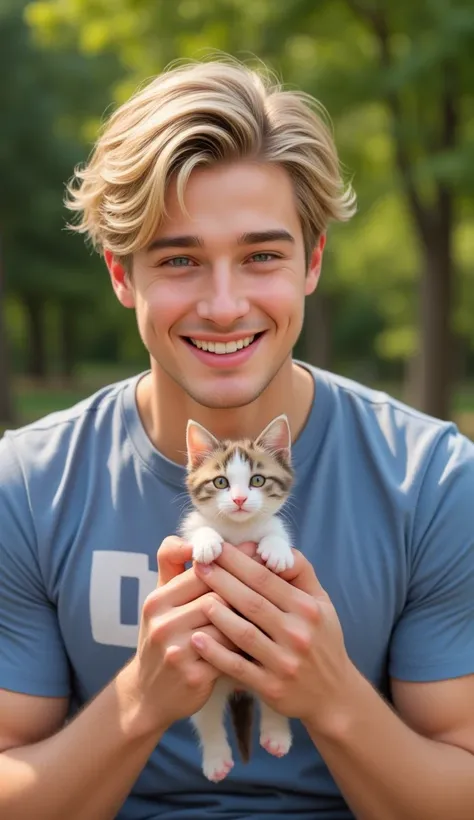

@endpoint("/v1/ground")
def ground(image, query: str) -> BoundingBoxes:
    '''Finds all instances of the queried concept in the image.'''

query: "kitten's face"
[186,416,293,523]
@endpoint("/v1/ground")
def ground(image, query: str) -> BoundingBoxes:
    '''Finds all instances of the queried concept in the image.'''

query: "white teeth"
[190,334,256,354]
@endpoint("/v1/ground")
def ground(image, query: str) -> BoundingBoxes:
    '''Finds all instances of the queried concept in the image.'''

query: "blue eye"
[213,476,229,489]
[165,257,196,267]
[250,253,276,263]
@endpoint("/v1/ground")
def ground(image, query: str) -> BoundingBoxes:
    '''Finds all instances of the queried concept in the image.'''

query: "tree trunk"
[302,291,332,369]
[417,221,453,419]
[59,301,76,381]
[0,235,15,425]
[352,7,458,420]
[24,295,47,379]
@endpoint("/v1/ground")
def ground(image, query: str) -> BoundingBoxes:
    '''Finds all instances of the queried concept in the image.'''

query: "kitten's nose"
[232,496,247,508]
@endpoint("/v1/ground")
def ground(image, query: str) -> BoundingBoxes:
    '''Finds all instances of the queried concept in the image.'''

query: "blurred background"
[1,0,473,437]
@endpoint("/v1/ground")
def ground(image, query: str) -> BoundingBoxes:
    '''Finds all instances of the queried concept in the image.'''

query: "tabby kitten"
[180,414,295,782]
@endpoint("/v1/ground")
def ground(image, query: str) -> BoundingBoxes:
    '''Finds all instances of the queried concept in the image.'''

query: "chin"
[186,381,270,410]
[227,509,256,522]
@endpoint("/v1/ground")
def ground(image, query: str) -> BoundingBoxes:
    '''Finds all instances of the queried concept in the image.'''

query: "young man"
[0,58,473,820]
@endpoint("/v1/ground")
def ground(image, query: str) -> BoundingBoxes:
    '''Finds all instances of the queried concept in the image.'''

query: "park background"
[1,0,473,438]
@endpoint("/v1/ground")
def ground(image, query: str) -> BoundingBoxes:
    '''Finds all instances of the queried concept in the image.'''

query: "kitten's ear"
[186,420,219,469]
[255,414,291,461]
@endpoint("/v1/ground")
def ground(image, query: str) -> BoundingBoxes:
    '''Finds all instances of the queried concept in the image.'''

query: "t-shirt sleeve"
[0,433,71,696]
[389,424,474,682]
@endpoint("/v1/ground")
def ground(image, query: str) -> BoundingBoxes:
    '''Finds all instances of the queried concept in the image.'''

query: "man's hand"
[191,543,356,734]
[125,536,234,739]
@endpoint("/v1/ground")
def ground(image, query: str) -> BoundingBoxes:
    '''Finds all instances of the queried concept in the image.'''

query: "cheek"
[252,269,305,322]
[207,493,222,513]
[246,488,263,511]
[136,281,196,334]
[216,488,232,511]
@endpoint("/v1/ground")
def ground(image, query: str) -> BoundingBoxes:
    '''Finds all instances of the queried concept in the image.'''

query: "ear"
[255,414,291,461]
[305,233,326,297]
[104,249,135,309]
[186,420,219,469]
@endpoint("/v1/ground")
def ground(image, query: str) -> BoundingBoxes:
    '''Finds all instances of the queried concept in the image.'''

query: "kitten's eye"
[213,476,229,489]
[250,474,266,488]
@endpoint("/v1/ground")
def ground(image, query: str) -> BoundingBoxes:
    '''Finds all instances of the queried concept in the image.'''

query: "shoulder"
[299,362,474,540]
[0,373,145,561]
[315,365,453,437]
[0,373,144,528]
[328,367,473,536]
[306,362,472,481]
[0,373,142,484]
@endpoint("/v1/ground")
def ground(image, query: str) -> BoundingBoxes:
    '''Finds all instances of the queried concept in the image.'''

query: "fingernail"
[192,635,205,649]
[196,562,213,575]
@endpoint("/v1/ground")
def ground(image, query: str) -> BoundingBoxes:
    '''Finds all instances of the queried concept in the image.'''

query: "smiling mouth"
[185,332,264,354]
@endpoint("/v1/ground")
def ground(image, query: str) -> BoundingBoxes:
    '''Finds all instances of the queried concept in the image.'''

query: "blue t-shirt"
[1,364,474,819]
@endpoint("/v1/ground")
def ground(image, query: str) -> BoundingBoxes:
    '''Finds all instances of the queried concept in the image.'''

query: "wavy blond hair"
[66,57,356,266]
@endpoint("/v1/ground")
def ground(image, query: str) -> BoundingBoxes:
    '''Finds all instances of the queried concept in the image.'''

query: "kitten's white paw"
[260,727,292,758]
[202,744,234,782]
[191,527,224,564]
[257,535,294,573]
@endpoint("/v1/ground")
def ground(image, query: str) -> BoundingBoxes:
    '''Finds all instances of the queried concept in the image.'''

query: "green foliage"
[2,2,93,299]
[0,0,128,374]
[4,0,473,380]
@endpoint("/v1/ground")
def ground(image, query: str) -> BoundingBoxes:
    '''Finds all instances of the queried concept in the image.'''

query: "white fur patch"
[216,452,262,518]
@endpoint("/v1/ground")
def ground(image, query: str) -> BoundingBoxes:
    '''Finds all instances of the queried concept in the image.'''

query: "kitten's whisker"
[172,492,195,513]
[279,512,295,529]
[172,491,192,506]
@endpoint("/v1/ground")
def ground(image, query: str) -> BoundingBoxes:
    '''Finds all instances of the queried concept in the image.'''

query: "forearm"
[306,668,474,820]
[0,661,163,820]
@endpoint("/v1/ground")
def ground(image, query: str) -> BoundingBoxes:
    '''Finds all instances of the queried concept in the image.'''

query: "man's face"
[109,161,323,409]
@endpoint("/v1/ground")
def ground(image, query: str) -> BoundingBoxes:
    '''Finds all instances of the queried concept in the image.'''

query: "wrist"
[115,657,169,744]
[303,660,368,744]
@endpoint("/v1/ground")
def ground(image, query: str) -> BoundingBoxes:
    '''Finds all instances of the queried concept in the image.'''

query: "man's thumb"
[157,535,193,586]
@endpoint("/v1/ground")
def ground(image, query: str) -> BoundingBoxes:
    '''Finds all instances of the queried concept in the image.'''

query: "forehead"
[157,161,303,248]
[225,450,252,484]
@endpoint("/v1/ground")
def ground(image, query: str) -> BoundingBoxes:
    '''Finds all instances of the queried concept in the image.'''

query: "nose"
[232,495,247,508]
[196,265,250,327]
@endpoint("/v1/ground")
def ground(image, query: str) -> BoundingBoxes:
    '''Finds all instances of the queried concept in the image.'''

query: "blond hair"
[66,58,356,265]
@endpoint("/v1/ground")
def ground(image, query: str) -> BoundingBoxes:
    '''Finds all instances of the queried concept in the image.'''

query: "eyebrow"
[146,229,295,253]
[238,230,295,245]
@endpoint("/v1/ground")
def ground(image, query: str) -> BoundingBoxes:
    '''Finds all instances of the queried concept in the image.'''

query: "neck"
[135,357,314,465]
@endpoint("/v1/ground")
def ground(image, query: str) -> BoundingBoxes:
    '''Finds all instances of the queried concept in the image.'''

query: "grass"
[1,369,474,440]
[8,365,139,425]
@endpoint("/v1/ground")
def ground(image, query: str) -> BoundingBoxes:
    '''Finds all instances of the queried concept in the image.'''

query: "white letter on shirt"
[90,550,156,647]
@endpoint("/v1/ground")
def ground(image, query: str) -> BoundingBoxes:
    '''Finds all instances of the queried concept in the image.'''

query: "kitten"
[180,414,295,782]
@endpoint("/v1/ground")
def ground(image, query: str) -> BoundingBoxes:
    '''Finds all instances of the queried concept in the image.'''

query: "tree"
[1,0,123,379]
[25,0,474,416]
[341,0,474,417]
[0,235,15,425]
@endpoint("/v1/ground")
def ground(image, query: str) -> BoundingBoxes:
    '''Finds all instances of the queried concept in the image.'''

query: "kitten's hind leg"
[191,677,235,782]
[259,701,292,758]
